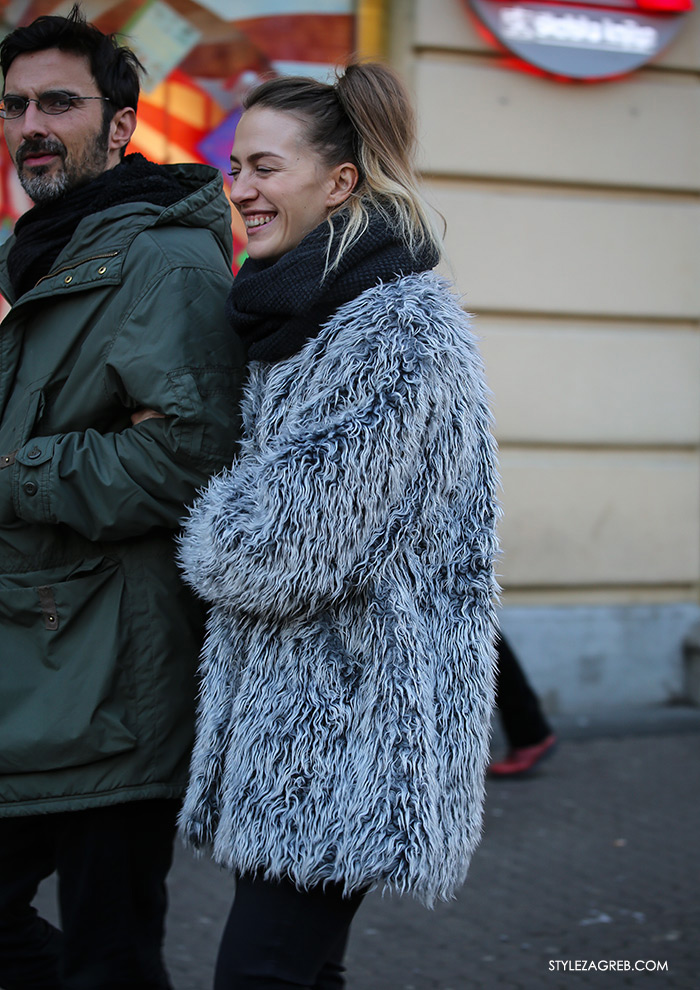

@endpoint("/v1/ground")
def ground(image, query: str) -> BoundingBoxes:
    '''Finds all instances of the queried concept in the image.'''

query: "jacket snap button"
[28,446,41,459]
[64,275,73,284]
[97,266,107,275]
[23,481,38,496]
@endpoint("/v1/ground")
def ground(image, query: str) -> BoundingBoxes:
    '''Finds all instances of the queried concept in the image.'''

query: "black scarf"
[226,209,440,362]
[7,153,187,298]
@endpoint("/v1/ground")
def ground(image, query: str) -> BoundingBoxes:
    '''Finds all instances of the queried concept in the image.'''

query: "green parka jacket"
[0,161,244,816]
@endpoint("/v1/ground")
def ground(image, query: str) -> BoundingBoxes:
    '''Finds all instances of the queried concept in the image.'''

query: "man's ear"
[108,107,137,157]
[326,162,359,209]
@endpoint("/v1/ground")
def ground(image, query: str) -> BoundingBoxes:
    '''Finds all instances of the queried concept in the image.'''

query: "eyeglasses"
[0,91,112,119]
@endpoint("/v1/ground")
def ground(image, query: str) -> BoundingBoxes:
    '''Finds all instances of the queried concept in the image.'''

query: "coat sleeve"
[178,327,439,620]
[9,264,244,541]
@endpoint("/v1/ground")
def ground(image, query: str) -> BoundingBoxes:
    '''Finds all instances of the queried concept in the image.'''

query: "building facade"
[389,0,700,714]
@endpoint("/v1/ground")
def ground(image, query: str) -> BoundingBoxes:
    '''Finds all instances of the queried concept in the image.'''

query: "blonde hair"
[243,62,442,272]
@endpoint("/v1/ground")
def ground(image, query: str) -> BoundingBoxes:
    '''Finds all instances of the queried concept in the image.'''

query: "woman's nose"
[229,173,255,204]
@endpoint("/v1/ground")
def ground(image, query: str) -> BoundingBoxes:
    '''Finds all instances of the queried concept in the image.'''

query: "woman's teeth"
[246,215,274,229]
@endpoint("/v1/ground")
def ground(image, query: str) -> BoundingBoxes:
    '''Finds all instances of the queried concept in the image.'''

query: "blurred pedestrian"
[490,632,557,776]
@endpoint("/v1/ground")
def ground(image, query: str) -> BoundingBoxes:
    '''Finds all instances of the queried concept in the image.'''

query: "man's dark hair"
[0,3,143,125]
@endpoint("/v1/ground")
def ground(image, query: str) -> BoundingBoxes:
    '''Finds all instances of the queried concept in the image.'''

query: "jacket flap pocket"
[15,439,55,467]
[0,558,137,774]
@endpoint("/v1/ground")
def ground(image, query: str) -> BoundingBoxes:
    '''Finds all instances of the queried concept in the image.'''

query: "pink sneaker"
[489,734,558,777]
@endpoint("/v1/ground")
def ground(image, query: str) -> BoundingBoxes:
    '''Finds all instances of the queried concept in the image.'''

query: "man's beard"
[15,118,111,205]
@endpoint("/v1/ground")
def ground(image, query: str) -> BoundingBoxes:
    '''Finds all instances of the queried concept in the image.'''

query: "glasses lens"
[0,97,27,118]
[40,93,73,114]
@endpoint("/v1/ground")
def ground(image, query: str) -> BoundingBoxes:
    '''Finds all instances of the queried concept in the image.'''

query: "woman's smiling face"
[229,106,356,262]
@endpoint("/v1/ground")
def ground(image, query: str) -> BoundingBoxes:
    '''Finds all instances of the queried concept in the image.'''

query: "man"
[0,6,243,988]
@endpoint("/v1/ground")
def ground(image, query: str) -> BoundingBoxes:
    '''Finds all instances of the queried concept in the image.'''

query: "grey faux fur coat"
[178,271,500,906]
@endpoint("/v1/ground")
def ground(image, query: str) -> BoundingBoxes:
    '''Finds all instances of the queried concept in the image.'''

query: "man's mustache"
[16,139,66,166]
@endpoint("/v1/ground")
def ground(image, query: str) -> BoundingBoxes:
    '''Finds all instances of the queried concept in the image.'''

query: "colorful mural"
[0,0,379,266]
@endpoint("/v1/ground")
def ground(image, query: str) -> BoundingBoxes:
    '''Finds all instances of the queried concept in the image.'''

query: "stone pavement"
[34,709,700,989]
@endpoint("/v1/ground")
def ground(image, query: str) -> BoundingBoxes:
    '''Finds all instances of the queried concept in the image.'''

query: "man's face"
[2,48,116,204]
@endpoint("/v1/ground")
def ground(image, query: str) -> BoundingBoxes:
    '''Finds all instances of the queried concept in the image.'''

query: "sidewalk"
[33,707,700,989]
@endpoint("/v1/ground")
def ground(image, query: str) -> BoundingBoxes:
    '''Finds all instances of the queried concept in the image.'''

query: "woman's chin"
[245,238,277,262]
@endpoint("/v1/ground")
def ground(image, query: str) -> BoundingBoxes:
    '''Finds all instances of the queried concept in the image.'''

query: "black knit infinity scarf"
[226,209,440,362]
[7,153,187,298]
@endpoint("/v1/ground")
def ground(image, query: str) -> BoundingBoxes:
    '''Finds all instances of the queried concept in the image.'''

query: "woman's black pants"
[214,873,365,990]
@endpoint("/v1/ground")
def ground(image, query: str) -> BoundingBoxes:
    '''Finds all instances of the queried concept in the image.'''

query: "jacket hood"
[53,161,232,257]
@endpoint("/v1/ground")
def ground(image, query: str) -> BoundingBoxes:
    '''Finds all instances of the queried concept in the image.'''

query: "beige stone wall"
[392,0,700,607]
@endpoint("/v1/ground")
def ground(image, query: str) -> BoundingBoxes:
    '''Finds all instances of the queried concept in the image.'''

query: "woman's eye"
[227,170,240,179]
[256,166,272,175]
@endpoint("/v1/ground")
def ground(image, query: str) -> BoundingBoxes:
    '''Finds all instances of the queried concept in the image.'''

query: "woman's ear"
[326,162,359,209]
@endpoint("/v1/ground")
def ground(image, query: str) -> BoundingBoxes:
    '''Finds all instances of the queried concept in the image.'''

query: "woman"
[177,62,500,989]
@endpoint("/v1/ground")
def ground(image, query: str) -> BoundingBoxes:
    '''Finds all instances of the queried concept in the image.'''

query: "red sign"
[467,0,693,79]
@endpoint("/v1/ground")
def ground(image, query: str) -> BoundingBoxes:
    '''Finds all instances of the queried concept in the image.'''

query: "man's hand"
[131,408,165,426]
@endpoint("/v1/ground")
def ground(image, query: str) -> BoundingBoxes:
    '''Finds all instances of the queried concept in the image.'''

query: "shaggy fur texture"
[178,272,500,906]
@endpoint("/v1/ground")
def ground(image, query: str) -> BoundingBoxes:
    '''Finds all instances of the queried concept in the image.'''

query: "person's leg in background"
[214,872,365,990]
[490,631,557,776]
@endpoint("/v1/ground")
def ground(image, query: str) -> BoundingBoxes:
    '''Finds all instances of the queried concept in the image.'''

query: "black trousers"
[495,632,552,748]
[0,798,178,990]
[215,873,365,990]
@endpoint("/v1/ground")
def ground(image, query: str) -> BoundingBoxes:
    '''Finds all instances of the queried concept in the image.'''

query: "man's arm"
[4,265,243,541]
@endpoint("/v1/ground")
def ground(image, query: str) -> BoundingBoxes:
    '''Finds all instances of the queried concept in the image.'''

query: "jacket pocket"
[0,557,137,773]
